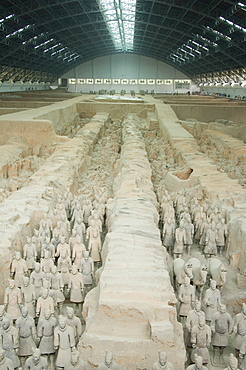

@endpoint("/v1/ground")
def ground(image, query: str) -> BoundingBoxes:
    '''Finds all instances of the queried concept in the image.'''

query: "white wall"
[61,54,198,94]
[202,85,246,99]
[0,82,50,93]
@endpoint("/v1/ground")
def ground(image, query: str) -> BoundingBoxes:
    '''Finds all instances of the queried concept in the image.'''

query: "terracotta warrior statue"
[152,350,174,370]
[97,351,119,370]
[0,348,14,370]
[15,306,36,368]
[54,315,76,370]
[23,347,48,370]
[211,303,233,365]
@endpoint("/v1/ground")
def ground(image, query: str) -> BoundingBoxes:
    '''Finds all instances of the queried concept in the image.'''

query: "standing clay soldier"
[186,354,208,370]
[54,315,76,370]
[51,233,60,252]
[21,276,36,318]
[0,318,20,369]
[49,265,65,315]
[178,276,195,324]
[4,279,22,321]
[98,351,119,370]
[30,262,45,297]
[83,199,92,225]
[64,348,87,370]
[88,229,102,266]
[11,251,28,287]
[41,236,55,259]
[23,236,37,272]
[15,306,36,367]
[69,230,78,252]
[73,217,86,242]
[24,347,48,370]
[0,348,14,370]
[186,301,206,358]
[184,217,194,255]
[223,353,239,370]
[152,350,174,370]
[162,217,175,253]
[204,221,218,258]
[72,236,86,269]
[239,337,246,369]
[0,305,13,327]
[65,306,82,344]
[36,289,55,321]
[203,279,221,325]
[32,229,42,258]
[40,249,54,274]
[37,308,57,368]
[68,264,84,314]
[55,236,71,258]
[173,220,186,259]
[216,218,228,256]
[80,251,94,295]
[191,315,211,365]
[57,249,72,289]
[211,304,233,365]
[233,303,246,358]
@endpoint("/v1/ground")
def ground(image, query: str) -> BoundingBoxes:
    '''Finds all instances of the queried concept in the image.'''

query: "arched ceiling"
[0,0,245,82]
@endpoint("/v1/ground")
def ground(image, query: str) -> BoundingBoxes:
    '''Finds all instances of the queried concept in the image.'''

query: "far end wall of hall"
[61,54,199,94]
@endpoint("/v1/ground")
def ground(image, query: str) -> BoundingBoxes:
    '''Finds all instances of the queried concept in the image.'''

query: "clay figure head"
[9,279,15,289]
[72,264,77,274]
[31,236,36,243]
[58,315,66,329]
[42,289,48,299]
[184,276,190,287]
[66,306,74,319]
[51,265,57,275]
[23,276,30,287]
[32,348,41,365]
[228,353,238,370]
[198,315,205,328]
[60,236,65,244]
[194,354,203,370]
[15,251,21,261]
[27,236,31,243]
[2,318,10,331]
[210,279,216,290]
[194,300,201,312]
[219,304,226,315]
[34,228,39,237]
[158,351,167,366]
[34,262,40,272]
[44,308,51,320]
[72,229,77,237]
[71,349,80,366]
[211,221,216,230]
[105,351,113,366]
[84,251,89,261]
[21,306,28,318]
[180,220,184,229]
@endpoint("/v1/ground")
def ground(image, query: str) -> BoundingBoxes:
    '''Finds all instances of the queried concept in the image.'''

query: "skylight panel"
[98,0,136,51]
[0,14,14,25]
[219,16,246,33]
[238,2,246,10]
